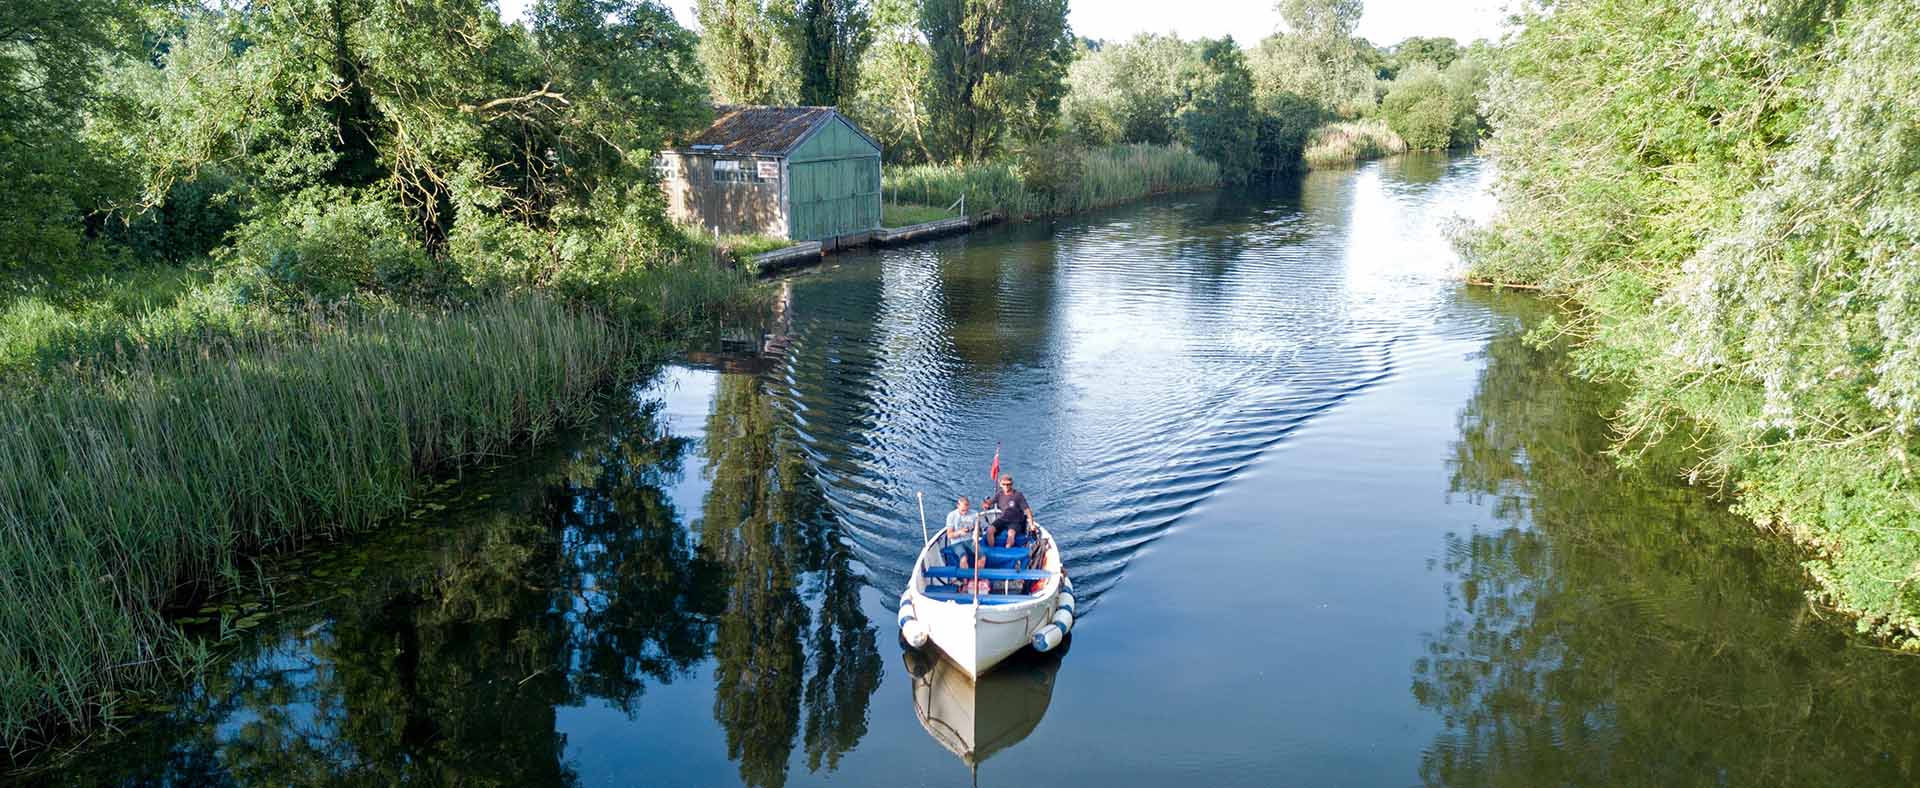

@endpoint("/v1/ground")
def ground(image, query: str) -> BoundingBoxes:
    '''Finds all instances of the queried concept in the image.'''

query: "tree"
[1276,0,1361,39]
[0,0,148,288]
[1391,35,1460,72]
[1179,37,1258,179]
[846,0,932,162]
[1249,0,1377,118]
[1378,64,1464,150]
[789,0,872,106]
[695,0,800,104]
[1063,33,1198,146]
[920,0,1074,163]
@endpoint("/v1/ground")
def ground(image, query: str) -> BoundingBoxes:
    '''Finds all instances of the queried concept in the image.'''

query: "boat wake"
[761,156,1495,614]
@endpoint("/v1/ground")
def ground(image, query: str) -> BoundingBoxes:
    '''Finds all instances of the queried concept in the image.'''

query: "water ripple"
[766,155,1496,615]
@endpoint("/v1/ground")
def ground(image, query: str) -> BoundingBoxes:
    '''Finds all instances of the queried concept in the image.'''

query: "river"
[26,153,1920,786]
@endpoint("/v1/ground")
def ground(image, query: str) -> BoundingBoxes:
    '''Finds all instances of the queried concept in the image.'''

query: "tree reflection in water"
[701,372,881,788]
[1418,291,1920,787]
[42,369,880,787]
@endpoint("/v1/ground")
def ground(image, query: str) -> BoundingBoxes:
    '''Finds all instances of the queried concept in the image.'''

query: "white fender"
[1032,623,1065,652]
[902,618,930,648]
[1051,607,1074,633]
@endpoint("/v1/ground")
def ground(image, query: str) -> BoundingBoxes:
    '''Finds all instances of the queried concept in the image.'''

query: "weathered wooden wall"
[659,151,787,237]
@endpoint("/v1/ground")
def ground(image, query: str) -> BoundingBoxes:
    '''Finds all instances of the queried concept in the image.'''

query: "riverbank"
[0,253,752,754]
[1462,0,1920,644]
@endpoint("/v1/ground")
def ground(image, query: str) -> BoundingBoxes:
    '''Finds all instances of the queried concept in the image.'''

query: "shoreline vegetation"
[0,295,640,752]
[1463,0,1920,643]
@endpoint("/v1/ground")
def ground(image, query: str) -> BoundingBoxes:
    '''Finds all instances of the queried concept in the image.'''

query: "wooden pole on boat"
[916,491,929,548]
[971,510,981,606]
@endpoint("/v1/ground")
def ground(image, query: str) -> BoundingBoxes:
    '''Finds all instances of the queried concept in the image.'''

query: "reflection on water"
[905,647,1066,770]
[23,153,1920,786]
[34,375,877,787]
[1421,290,1920,786]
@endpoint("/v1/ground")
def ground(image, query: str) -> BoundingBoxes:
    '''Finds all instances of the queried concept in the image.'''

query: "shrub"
[224,187,449,304]
[1256,92,1324,174]
[1379,65,1465,150]
[1018,140,1088,203]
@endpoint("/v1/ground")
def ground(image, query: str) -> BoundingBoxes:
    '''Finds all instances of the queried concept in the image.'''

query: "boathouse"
[657,106,883,245]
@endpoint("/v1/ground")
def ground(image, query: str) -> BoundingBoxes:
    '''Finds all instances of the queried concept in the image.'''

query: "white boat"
[897,515,1075,679]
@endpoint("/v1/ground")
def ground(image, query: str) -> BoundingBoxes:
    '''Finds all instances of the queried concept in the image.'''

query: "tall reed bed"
[0,295,632,750]
[1302,121,1409,168]
[885,143,1221,221]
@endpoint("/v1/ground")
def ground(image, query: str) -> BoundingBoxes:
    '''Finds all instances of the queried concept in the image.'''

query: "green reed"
[0,294,633,751]
[884,143,1221,221]
[1302,121,1409,169]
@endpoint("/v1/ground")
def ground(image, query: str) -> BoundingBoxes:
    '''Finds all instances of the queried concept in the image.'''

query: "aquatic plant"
[883,143,1220,220]
[0,295,635,751]
[1301,120,1408,168]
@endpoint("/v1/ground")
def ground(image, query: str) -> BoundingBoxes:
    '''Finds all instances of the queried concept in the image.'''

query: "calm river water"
[30,153,1920,786]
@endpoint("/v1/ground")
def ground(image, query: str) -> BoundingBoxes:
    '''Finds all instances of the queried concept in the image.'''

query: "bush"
[1379,65,1463,150]
[1462,0,1920,642]
[1018,140,1088,203]
[1256,92,1324,174]
[225,187,449,304]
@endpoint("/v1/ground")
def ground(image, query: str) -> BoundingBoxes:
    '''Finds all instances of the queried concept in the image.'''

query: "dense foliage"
[921,0,1075,163]
[1467,0,1920,642]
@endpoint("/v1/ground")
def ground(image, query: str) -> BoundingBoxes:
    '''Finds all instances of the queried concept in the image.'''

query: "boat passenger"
[982,474,1036,549]
[942,496,978,570]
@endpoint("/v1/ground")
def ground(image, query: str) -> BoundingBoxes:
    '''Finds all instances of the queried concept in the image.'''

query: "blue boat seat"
[978,546,1031,570]
[922,567,1053,582]
[918,589,1033,605]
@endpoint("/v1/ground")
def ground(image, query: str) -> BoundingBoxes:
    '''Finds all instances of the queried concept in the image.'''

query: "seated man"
[981,474,1037,549]
[940,495,979,573]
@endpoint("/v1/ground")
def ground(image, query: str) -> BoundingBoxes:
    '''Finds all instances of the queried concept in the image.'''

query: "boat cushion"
[917,589,1034,605]
[922,567,1053,582]
[978,546,1031,569]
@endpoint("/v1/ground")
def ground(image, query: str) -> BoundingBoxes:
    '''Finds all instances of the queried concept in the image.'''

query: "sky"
[498,1,1511,47]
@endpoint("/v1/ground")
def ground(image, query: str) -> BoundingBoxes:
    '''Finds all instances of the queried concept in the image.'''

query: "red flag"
[988,444,1001,483]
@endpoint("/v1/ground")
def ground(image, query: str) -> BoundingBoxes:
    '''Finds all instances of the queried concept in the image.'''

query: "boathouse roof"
[670,106,880,157]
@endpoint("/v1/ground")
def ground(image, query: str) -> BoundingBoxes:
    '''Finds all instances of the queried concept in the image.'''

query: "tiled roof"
[674,106,841,156]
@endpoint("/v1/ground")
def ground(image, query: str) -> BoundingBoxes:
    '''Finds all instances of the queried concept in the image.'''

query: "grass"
[884,143,1221,221]
[717,233,797,259]
[1303,121,1410,168]
[0,294,642,752]
[882,203,954,228]
[0,267,274,385]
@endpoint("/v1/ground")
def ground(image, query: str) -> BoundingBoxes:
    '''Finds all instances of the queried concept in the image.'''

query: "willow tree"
[920,0,1074,163]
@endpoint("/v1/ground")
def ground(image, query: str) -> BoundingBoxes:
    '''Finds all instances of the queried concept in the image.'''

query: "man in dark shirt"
[981,474,1035,548]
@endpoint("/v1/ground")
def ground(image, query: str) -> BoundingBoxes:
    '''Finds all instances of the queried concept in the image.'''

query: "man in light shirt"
[942,495,980,570]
